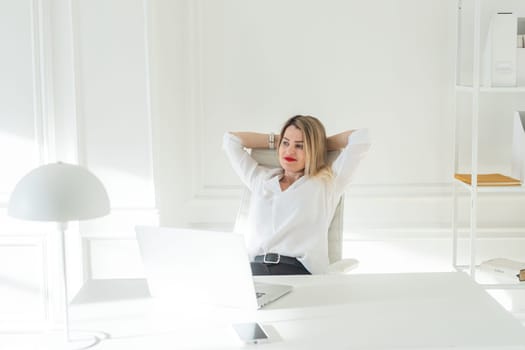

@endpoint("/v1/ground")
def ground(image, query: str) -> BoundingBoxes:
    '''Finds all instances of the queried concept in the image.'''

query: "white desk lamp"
[8,162,110,349]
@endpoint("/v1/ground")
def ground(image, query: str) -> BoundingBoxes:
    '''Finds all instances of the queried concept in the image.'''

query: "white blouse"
[222,129,371,274]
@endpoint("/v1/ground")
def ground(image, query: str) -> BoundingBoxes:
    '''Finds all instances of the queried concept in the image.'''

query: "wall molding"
[69,0,86,166]
[182,181,525,236]
[189,0,206,202]
[188,180,525,201]
[30,0,47,164]
[142,0,158,213]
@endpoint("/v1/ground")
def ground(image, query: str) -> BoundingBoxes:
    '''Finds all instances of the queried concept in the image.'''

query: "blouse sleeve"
[222,132,260,190]
[331,128,371,193]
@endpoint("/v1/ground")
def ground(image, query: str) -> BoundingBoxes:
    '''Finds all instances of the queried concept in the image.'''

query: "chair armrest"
[326,258,359,274]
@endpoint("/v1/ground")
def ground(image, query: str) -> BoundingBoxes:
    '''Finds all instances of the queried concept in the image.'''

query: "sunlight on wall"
[0,132,38,199]
[0,238,45,322]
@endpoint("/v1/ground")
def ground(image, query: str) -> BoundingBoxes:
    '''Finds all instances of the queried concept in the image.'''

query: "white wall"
[153,0,461,232]
[151,0,525,257]
[1,0,525,327]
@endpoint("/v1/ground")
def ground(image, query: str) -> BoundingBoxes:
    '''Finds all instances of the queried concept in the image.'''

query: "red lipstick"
[284,156,296,162]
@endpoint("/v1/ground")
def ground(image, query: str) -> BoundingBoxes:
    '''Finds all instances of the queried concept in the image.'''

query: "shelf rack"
[452,0,525,287]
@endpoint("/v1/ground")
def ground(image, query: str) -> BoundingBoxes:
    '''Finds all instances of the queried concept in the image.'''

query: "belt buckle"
[263,253,280,264]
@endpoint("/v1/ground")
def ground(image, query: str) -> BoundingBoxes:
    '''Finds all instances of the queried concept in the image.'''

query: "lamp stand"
[51,221,101,350]
[7,162,111,349]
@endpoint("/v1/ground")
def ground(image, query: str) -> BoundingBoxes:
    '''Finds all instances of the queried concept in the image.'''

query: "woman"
[223,115,370,275]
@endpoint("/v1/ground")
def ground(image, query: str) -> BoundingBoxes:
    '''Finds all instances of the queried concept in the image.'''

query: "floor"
[346,238,525,326]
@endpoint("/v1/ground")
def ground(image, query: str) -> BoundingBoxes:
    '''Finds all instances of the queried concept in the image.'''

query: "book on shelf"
[454,173,521,186]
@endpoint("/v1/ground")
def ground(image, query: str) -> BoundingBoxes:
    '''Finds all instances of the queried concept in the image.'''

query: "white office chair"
[234,148,358,274]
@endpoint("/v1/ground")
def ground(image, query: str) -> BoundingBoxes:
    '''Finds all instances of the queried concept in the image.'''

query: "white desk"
[8,272,525,349]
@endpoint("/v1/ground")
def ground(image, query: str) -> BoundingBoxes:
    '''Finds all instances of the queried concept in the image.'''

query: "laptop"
[135,226,293,309]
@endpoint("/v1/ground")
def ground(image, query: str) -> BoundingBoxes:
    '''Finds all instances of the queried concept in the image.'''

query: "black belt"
[254,253,301,266]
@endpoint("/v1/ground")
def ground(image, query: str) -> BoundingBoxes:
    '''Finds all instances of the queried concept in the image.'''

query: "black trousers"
[250,259,311,276]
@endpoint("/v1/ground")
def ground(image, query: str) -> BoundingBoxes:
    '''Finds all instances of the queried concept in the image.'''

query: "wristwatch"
[268,133,275,149]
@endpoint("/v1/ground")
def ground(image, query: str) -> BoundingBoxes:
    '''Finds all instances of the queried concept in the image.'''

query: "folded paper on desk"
[480,258,525,281]
[454,173,521,186]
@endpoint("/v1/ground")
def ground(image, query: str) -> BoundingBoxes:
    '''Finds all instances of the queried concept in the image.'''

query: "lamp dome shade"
[8,162,110,222]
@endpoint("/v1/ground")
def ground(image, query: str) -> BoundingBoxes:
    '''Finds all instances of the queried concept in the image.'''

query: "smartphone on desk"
[232,322,269,344]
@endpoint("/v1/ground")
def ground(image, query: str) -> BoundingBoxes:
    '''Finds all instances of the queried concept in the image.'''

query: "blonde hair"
[279,115,332,179]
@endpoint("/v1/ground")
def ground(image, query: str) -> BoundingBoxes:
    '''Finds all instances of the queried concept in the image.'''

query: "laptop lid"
[136,226,262,310]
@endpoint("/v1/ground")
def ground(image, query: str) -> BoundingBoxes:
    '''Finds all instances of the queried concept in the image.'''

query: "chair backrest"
[234,149,344,264]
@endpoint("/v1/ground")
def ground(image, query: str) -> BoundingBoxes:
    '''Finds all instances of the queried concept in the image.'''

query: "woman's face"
[279,124,306,174]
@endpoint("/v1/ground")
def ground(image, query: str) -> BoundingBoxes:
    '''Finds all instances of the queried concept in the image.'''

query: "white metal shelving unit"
[452,0,525,288]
